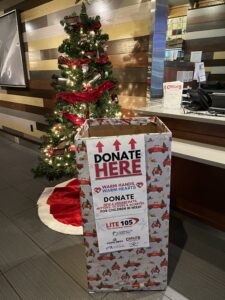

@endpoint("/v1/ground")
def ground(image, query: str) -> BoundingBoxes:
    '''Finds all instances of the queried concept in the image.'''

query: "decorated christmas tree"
[33,3,121,181]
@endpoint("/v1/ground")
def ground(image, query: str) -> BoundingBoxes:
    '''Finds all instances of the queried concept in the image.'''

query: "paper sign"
[190,51,202,63]
[96,213,149,253]
[194,62,206,82]
[86,134,149,253]
[163,81,183,109]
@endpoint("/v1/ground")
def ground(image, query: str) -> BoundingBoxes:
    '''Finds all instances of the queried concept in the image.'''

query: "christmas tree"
[33,3,121,181]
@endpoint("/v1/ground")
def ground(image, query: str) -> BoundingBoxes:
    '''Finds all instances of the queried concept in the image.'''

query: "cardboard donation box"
[75,117,172,292]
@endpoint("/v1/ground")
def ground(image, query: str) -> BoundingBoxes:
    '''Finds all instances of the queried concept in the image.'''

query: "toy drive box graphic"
[75,117,172,292]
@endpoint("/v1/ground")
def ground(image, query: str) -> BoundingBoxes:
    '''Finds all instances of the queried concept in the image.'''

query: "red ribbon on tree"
[96,55,109,64]
[90,22,101,30]
[55,80,115,104]
[58,56,91,67]
[72,22,83,28]
[71,22,101,30]
[62,112,85,126]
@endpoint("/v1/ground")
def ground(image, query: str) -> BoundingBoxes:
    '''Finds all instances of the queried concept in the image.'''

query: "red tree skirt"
[37,178,83,235]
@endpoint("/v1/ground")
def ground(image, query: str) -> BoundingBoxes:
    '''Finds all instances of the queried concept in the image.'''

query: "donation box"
[75,117,172,292]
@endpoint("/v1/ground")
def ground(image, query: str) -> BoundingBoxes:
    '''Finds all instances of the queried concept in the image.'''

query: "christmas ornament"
[103,44,108,51]
[69,145,76,152]
[82,64,89,73]
[111,93,119,104]
[89,73,101,84]
[89,30,95,36]
[83,73,101,90]
[47,149,54,157]
[83,82,92,90]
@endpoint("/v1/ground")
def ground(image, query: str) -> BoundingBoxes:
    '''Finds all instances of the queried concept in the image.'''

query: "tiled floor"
[0,136,225,300]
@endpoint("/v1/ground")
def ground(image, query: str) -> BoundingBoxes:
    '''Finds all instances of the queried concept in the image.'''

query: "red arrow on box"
[96,141,104,153]
[129,138,136,150]
[113,140,121,151]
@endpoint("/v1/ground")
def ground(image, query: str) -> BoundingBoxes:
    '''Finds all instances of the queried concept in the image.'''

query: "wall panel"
[184,4,225,82]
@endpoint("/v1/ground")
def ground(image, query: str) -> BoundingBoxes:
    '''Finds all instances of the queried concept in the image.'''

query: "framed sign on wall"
[0,10,27,87]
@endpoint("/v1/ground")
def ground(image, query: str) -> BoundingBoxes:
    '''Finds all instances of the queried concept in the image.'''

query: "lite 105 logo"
[106,217,139,229]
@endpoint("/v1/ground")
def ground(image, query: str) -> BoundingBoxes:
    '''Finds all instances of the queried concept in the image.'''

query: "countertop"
[135,102,225,126]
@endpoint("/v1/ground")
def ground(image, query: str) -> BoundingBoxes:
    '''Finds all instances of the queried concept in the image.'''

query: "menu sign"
[86,134,149,253]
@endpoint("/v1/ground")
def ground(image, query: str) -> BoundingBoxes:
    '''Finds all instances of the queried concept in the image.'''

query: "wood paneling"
[113,67,148,83]
[185,36,225,52]
[26,80,147,97]
[208,74,225,81]
[0,106,46,124]
[198,0,225,8]
[119,95,146,110]
[169,4,189,18]
[4,0,51,13]
[103,19,150,41]
[29,80,52,90]
[22,0,149,23]
[29,53,149,70]
[0,113,44,138]
[164,62,194,87]
[186,19,225,32]
[0,100,50,115]
[118,83,147,97]
[30,70,60,80]
[25,15,48,32]
[171,156,225,231]
[213,51,225,59]
[187,5,225,27]
[28,35,66,51]
[185,4,225,82]
[0,93,44,107]
[200,59,225,67]
[111,53,149,68]
[21,0,78,22]
[205,66,225,74]
[159,116,225,147]
[185,28,225,40]
[36,122,48,131]
[184,52,214,61]
[29,59,58,71]
[6,88,54,99]
[28,36,150,61]
[27,19,150,52]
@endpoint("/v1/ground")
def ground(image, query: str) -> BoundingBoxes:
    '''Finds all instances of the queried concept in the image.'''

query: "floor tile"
[13,207,65,249]
[0,187,35,217]
[0,274,21,300]
[5,253,94,300]
[168,243,225,300]
[12,179,48,201]
[46,236,106,300]
[0,212,41,272]
[103,290,167,300]
[0,166,33,187]
[46,236,89,289]
[0,177,11,190]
